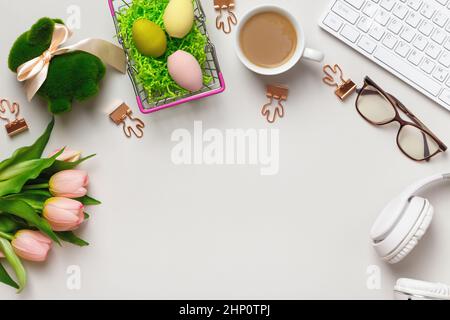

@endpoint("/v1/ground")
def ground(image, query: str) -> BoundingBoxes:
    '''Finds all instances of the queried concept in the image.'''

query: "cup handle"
[303,48,324,62]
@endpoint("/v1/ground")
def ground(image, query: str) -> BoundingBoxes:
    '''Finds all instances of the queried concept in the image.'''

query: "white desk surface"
[1,0,450,300]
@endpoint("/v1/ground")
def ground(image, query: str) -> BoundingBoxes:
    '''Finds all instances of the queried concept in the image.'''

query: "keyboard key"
[380,0,396,11]
[421,57,436,73]
[363,1,378,17]
[425,42,442,58]
[406,11,422,28]
[396,41,411,56]
[438,50,450,67]
[413,34,428,50]
[408,49,424,65]
[332,1,360,24]
[341,24,360,42]
[388,18,403,33]
[418,20,434,35]
[375,9,391,25]
[383,32,398,48]
[407,0,423,11]
[444,38,450,51]
[373,46,441,96]
[420,3,436,19]
[393,3,409,19]
[370,23,385,40]
[400,27,416,42]
[439,89,450,105]
[323,13,343,31]
[433,11,448,27]
[358,16,372,32]
[431,28,446,44]
[344,0,365,9]
[433,66,449,82]
[358,36,377,53]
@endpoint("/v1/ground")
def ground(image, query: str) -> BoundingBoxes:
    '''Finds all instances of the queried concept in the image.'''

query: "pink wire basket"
[108,0,226,114]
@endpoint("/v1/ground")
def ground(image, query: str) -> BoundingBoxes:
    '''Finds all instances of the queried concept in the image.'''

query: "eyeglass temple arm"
[421,131,431,161]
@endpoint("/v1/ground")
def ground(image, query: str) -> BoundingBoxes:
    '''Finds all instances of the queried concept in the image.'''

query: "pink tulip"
[43,197,85,231]
[12,230,52,262]
[49,170,89,198]
[49,147,81,162]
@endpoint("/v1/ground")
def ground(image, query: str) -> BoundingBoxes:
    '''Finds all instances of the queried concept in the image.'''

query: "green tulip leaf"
[4,190,52,212]
[0,262,19,290]
[76,195,101,206]
[0,215,23,233]
[0,159,46,181]
[0,150,62,197]
[0,199,59,244]
[43,154,96,176]
[56,231,89,247]
[84,212,90,220]
[5,191,101,213]
[0,238,26,293]
[0,118,54,172]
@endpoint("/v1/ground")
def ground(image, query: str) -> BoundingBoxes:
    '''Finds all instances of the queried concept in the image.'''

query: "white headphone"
[370,173,450,300]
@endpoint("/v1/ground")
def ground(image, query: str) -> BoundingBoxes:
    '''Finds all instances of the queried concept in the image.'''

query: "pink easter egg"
[168,50,203,92]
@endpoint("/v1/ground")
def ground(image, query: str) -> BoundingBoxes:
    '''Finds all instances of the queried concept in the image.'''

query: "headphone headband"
[402,173,450,200]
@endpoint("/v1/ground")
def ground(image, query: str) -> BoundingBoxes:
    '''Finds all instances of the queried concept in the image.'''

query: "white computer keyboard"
[319,0,450,111]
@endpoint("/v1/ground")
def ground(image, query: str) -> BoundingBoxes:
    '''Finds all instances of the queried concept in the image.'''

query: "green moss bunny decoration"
[8,18,106,114]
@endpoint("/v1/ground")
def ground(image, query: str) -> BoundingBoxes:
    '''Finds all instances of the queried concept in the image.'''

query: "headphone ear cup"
[386,197,433,264]
[395,278,450,300]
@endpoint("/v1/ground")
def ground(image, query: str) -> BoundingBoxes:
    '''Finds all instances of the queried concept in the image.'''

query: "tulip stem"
[22,183,49,190]
[0,231,14,241]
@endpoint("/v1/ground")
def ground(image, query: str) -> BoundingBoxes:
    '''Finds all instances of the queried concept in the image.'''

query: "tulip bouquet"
[0,119,100,292]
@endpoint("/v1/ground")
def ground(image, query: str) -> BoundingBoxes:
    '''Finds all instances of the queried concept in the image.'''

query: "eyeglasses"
[355,77,447,161]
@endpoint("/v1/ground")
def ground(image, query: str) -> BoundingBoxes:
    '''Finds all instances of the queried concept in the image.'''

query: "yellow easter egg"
[163,0,194,38]
[132,18,167,58]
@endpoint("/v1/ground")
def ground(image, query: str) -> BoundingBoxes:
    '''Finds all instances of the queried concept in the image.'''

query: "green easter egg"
[132,18,167,58]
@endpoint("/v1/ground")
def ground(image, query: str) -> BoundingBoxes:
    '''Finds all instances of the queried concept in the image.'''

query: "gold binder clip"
[0,99,29,137]
[109,103,145,139]
[261,84,289,124]
[214,0,238,34]
[322,64,356,101]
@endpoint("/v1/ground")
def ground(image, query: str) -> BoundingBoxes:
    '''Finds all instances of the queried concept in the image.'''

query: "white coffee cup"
[235,5,324,76]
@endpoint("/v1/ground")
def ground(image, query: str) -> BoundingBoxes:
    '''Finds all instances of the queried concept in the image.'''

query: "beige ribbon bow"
[17,24,127,101]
